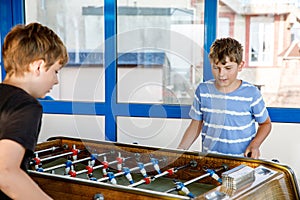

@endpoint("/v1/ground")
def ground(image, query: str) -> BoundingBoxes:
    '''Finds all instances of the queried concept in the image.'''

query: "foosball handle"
[247,152,252,158]
[94,193,104,200]
[62,143,69,150]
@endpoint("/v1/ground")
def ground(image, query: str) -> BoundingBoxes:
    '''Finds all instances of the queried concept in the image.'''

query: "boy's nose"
[219,68,225,76]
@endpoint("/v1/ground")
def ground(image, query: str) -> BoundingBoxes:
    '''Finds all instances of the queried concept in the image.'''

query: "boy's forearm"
[251,118,272,148]
[0,169,53,200]
[178,120,202,150]
[245,118,271,158]
[177,130,196,150]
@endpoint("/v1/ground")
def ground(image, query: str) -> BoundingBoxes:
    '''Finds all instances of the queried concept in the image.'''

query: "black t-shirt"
[0,83,42,199]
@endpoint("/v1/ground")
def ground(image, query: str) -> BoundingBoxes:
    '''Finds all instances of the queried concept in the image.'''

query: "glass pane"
[40,114,105,142]
[117,116,200,150]
[218,0,300,108]
[25,0,104,102]
[117,0,205,105]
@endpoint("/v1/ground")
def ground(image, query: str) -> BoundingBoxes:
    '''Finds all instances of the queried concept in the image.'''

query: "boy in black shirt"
[0,22,68,199]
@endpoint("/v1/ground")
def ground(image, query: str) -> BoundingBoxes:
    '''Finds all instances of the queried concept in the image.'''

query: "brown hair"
[2,22,68,77]
[208,37,243,65]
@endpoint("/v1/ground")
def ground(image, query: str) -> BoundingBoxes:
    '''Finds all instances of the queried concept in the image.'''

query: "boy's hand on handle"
[244,146,260,159]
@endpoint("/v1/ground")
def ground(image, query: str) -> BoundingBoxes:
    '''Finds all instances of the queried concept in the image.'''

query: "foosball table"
[28,136,299,200]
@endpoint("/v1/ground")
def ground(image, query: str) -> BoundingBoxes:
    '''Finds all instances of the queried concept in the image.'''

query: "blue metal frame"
[203,0,217,81]
[0,0,23,79]
[104,0,117,141]
[268,108,300,123]
[11,0,25,25]
[1,0,300,143]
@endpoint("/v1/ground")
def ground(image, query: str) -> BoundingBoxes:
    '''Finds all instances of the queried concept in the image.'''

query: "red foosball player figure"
[68,165,77,177]
[32,154,41,170]
[101,156,109,177]
[86,163,94,175]
[71,144,80,160]
[86,160,97,181]
[116,152,123,172]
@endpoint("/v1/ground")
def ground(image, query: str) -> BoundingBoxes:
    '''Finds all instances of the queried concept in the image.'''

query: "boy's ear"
[238,61,245,71]
[29,59,45,76]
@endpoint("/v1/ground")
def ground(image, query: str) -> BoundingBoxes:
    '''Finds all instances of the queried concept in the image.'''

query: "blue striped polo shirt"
[189,80,269,157]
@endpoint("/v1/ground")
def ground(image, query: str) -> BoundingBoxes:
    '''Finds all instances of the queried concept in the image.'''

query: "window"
[249,16,274,66]
[218,17,230,38]
[117,0,205,105]
[218,1,300,108]
[25,0,105,102]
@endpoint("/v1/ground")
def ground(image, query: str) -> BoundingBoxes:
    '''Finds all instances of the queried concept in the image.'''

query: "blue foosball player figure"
[174,180,195,198]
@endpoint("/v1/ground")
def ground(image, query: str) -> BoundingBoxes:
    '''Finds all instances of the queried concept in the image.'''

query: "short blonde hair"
[209,37,243,65]
[2,22,68,77]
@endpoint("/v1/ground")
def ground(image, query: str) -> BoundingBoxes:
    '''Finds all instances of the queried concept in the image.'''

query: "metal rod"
[165,164,227,193]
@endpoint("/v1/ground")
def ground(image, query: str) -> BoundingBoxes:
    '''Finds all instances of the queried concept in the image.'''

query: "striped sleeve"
[251,87,269,123]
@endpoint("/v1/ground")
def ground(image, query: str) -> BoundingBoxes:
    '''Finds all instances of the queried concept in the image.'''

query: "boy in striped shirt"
[178,37,271,158]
